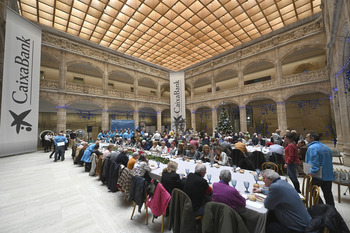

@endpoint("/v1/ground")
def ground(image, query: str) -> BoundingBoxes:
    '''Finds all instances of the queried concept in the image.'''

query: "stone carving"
[40,80,58,89]
[185,20,323,78]
[42,33,168,79]
[282,68,328,85]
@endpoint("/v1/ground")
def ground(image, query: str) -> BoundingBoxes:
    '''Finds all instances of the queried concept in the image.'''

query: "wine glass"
[157,160,160,168]
[254,174,259,184]
[207,174,212,184]
[244,181,250,193]
[233,164,237,172]
[185,168,190,176]
[231,179,237,188]
[210,159,214,167]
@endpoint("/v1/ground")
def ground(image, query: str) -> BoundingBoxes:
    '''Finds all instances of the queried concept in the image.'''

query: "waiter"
[54,131,68,162]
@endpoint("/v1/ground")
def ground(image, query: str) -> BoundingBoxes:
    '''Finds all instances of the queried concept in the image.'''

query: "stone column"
[101,110,109,130]
[102,64,108,95]
[56,107,66,133]
[134,79,138,96]
[157,84,161,99]
[211,78,216,96]
[239,106,247,133]
[238,69,244,89]
[276,101,287,134]
[275,49,283,86]
[134,110,139,131]
[212,108,217,136]
[157,111,162,133]
[190,85,194,101]
[58,58,67,91]
[191,111,196,132]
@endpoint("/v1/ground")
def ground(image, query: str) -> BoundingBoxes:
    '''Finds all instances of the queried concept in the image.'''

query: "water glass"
[231,179,237,188]
[207,174,212,184]
[233,164,237,172]
[254,174,259,184]
[244,181,250,193]
[157,160,160,168]
[185,168,190,176]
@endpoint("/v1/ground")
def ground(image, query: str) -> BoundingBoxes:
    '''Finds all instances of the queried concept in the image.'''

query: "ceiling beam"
[65,0,74,32]
[77,0,93,36]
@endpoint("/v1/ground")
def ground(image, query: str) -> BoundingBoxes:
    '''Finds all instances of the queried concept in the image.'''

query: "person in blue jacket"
[305,132,335,206]
[54,132,68,162]
[81,142,100,163]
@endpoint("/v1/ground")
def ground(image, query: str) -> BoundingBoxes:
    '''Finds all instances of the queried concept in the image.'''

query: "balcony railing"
[40,80,169,104]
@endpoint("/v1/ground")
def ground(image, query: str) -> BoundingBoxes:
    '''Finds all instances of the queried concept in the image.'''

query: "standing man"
[253,169,311,233]
[54,132,68,162]
[305,132,335,206]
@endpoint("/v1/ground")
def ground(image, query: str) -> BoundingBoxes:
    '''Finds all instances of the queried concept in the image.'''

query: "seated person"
[212,169,246,211]
[252,134,266,146]
[183,163,212,216]
[242,136,252,146]
[253,169,311,233]
[149,141,160,154]
[140,139,150,151]
[116,149,129,167]
[267,140,284,161]
[176,143,186,156]
[132,154,152,182]
[199,144,211,162]
[234,138,247,154]
[213,146,228,166]
[161,161,184,195]
[159,140,168,154]
[102,144,114,160]
[127,152,139,170]
[168,142,178,156]
[185,145,200,159]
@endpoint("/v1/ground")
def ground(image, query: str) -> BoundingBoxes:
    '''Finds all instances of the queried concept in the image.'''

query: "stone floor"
[0,148,349,233]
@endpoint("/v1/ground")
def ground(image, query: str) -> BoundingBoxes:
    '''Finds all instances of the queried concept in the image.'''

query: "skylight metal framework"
[17,0,321,71]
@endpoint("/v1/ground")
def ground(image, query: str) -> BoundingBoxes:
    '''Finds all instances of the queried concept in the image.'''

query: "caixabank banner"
[169,72,186,134]
[0,8,41,156]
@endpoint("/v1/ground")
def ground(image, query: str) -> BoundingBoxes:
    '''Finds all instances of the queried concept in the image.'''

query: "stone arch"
[66,98,104,110]
[280,44,325,62]
[214,100,240,109]
[41,51,60,68]
[66,60,104,77]
[242,94,276,106]
[283,86,331,102]
[138,77,158,88]
[242,59,275,74]
[214,69,238,81]
[193,76,211,87]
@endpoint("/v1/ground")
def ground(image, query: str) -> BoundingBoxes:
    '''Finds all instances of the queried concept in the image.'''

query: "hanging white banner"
[0,8,41,156]
[169,72,186,134]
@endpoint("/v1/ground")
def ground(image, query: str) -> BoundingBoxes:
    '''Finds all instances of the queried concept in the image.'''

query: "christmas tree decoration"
[217,102,233,134]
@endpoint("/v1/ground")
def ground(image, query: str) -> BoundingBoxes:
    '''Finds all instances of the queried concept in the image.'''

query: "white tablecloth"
[149,157,269,233]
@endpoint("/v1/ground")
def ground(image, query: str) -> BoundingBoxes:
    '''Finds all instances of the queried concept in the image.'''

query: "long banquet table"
[149,156,270,233]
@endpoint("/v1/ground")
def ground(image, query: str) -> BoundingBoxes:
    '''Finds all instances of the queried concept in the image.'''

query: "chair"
[129,176,149,225]
[272,152,285,175]
[202,202,249,233]
[250,151,266,170]
[261,162,279,173]
[146,182,171,233]
[308,185,320,208]
[301,174,313,208]
[231,149,245,166]
[331,149,343,165]
[168,188,200,233]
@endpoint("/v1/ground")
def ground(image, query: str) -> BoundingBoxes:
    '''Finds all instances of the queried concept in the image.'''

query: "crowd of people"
[44,127,347,233]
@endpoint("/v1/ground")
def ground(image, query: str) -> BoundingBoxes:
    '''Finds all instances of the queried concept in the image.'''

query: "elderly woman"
[200,144,211,162]
[149,141,160,154]
[161,161,184,195]
[132,154,152,182]
[159,140,168,154]
[213,146,228,166]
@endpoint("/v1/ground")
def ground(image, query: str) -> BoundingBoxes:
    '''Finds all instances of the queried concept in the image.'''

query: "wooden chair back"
[308,185,320,207]
[301,174,313,208]
[261,162,279,173]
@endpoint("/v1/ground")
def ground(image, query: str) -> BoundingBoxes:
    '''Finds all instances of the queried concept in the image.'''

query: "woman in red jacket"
[284,133,301,193]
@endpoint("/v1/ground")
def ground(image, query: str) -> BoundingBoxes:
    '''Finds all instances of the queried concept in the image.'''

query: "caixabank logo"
[9,110,32,134]
[8,35,34,135]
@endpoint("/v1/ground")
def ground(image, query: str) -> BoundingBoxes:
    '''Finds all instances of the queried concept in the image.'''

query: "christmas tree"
[217,104,233,134]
